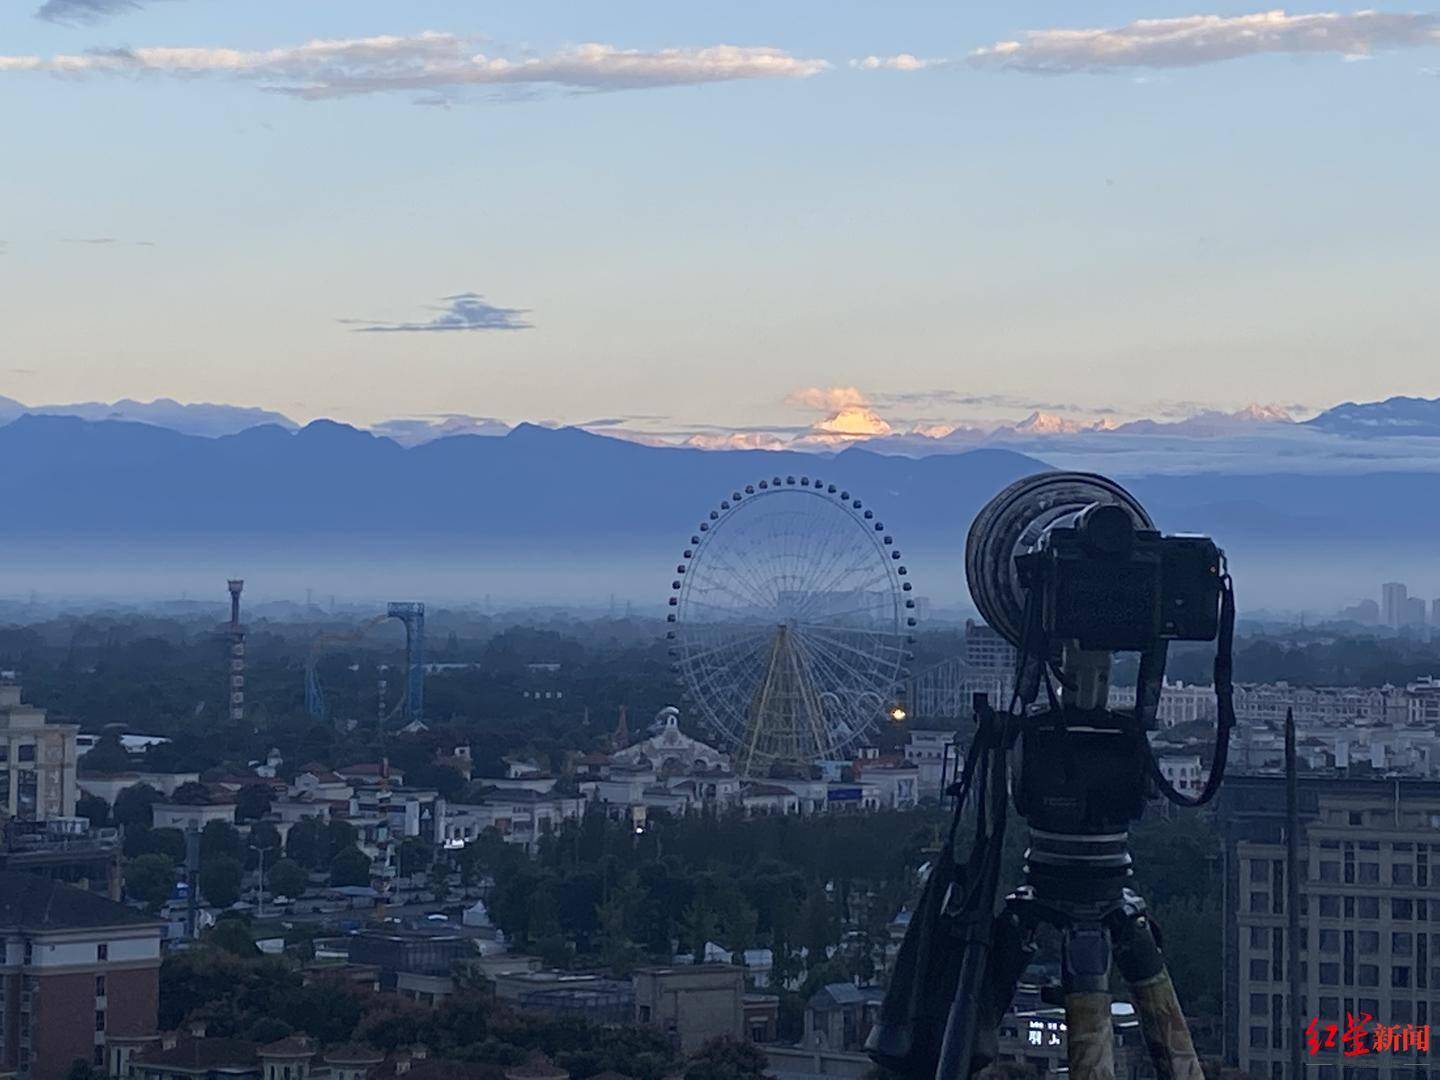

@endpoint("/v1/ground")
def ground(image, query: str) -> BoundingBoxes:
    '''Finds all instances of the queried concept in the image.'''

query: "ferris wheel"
[666,475,918,777]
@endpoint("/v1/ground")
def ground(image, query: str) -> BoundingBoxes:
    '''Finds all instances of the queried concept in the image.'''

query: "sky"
[3,1,1440,445]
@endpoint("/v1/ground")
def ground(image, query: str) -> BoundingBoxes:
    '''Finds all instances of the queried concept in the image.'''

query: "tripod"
[953,857,1204,1079]
[930,700,1205,1080]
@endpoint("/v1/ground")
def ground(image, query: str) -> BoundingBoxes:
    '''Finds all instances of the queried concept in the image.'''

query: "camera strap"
[1143,571,1236,808]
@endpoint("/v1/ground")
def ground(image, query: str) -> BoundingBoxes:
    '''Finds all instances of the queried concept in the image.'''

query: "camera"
[1014,501,1224,653]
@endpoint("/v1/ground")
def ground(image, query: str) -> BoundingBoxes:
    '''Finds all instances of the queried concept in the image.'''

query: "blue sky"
[3,0,1439,442]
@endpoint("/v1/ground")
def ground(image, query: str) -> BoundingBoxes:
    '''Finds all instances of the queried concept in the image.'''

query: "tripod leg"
[1064,924,1116,1080]
[1108,896,1203,1080]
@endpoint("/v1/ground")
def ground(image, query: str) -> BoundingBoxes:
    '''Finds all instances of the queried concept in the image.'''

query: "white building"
[904,731,956,798]
[1,682,79,821]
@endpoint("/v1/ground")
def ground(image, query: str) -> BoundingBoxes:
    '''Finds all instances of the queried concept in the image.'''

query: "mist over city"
[5,2,1440,1080]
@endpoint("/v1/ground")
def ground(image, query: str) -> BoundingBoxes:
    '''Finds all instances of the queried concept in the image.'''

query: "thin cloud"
[35,0,154,25]
[849,53,936,71]
[343,292,532,334]
[61,236,155,246]
[969,10,1440,74]
[0,33,830,100]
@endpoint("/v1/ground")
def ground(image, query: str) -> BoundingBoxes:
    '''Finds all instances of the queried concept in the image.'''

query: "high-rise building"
[1404,596,1428,628]
[1218,775,1440,1077]
[1433,598,1440,628]
[964,620,1017,672]
[0,872,163,1080]
[0,684,78,822]
[1382,582,1408,628]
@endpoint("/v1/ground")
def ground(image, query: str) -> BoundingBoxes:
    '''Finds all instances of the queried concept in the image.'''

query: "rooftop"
[0,871,159,931]
[134,1038,259,1070]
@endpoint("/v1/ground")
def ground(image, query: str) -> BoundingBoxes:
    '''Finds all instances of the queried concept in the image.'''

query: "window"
[1251,927,1270,948]
[1359,931,1379,954]
[23,942,32,964]
[1320,861,1341,883]
[1394,899,1415,921]
[1319,997,1340,1018]
[95,975,106,996]
[1251,993,1269,1015]
[1320,895,1341,917]
[1345,896,1356,919]
[95,1009,106,1032]
[1252,859,1271,881]
[1320,930,1341,952]
[1393,1000,1412,1023]
[1350,812,1364,825]
[639,1005,652,1023]
[1395,864,1415,885]
[18,744,34,762]
[1252,959,1270,981]
[1359,896,1379,919]
[1394,933,1414,956]
[1358,863,1380,884]
[1250,1026,1268,1049]
[94,1046,105,1068]
[1358,965,1380,987]
[1251,892,1269,913]
[1320,963,1340,986]
[97,943,108,961]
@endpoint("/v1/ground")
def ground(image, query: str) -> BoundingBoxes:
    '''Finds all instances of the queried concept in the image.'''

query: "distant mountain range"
[6,394,1440,454]
[0,395,297,437]
[3,412,1440,610]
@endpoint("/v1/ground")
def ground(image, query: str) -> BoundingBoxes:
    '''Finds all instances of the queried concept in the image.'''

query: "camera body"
[1014,502,1223,653]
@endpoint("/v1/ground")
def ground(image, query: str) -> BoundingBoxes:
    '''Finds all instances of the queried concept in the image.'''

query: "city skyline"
[4,2,1440,445]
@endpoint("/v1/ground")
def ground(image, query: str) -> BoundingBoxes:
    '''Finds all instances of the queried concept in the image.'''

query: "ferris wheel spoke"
[687,557,780,615]
[798,556,893,620]
[795,625,906,678]
[680,628,773,669]
[789,513,854,611]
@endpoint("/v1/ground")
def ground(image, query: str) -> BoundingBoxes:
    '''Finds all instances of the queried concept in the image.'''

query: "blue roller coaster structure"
[305,602,425,727]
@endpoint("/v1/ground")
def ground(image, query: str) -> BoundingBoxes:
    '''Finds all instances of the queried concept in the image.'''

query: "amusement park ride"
[305,601,426,728]
[667,475,918,777]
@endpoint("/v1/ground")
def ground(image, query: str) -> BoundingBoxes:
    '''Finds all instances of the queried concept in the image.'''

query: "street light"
[248,843,272,918]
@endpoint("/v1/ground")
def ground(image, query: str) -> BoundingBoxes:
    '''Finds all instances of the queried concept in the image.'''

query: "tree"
[65,1060,106,1080]
[79,733,133,774]
[681,898,718,963]
[268,858,308,900]
[406,762,467,800]
[77,793,110,829]
[801,889,836,967]
[684,1036,769,1080]
[113,783,161,831]
[201,820,243,863]
[247,821,282,867]
[171,781,212,806]
[235,784,273,822]
[399,837,433,876]
[457,843,482,887]
[326,818,358,854]
[200,855,244,908]
[285,818,327,868]
[207,916,259,956]
[127,853,176,911]
[329,846,372,887]
[428,861,451,902]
